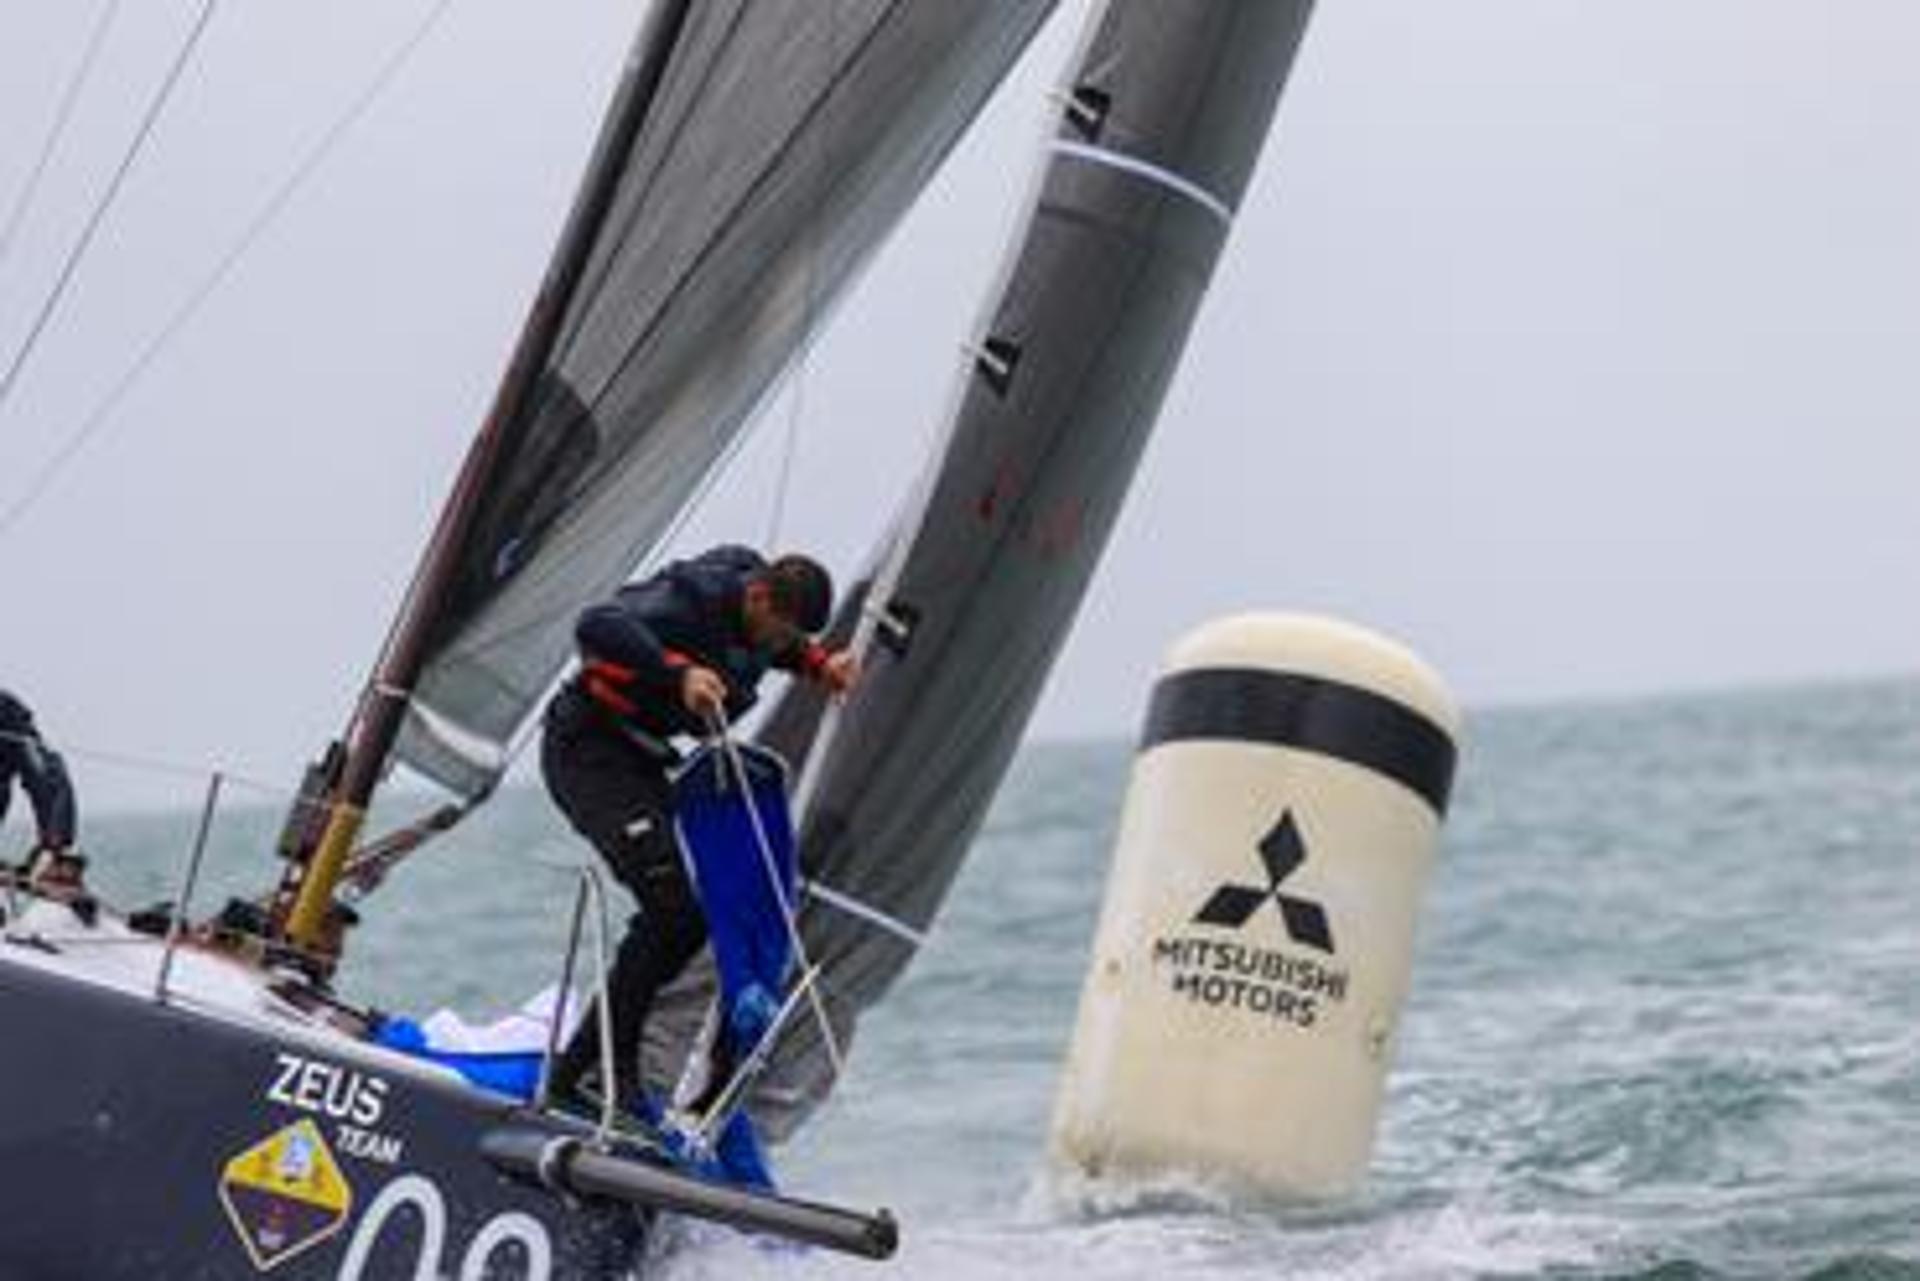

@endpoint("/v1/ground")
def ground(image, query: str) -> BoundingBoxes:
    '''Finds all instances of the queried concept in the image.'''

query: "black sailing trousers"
[540,685,707,1103]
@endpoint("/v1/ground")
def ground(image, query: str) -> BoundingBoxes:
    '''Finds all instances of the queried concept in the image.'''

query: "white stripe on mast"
[802,879,928,948]
[1046,138,1235,226]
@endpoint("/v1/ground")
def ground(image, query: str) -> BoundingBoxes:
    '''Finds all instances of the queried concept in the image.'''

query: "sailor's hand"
[680,666,728,719]
[819,648,860,695]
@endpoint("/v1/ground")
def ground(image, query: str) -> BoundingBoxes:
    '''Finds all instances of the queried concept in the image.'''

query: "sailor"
[1,688,82,887]
[541,545,858,1114]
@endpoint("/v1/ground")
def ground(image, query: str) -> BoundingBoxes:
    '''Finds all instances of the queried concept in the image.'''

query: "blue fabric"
[673,743,797,1186]
[371,746,795,1193]
[371,1016,545,1100]
[711,1108,776,1189]
[674,744,797,1043]
[374,1011,775,1188]
[636,1096,777,1191]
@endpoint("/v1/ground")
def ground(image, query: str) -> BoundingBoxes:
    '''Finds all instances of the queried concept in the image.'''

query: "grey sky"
[2,1,1916,811]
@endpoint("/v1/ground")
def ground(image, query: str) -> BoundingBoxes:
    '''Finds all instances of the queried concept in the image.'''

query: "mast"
[277,1,695,951]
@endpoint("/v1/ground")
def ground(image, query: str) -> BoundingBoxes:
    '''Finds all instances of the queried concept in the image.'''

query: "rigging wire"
[13,730,292,804]
[0,0,219,422]
[0,0,125,274]
[0,0,462,547]
[758,0,839,553]
[761,332,807,550]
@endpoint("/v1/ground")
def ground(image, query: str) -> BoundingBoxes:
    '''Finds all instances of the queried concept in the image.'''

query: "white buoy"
[1048,613,1460,1201]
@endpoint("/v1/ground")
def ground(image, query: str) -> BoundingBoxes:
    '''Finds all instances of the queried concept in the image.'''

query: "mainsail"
[692,0,1322,1138]
[391,1,1057,798]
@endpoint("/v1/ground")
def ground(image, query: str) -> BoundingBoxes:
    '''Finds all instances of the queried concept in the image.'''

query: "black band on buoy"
[1141,668,1456,817]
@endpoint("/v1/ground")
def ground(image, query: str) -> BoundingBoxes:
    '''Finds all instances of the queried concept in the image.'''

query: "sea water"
[70,675,1920,1279]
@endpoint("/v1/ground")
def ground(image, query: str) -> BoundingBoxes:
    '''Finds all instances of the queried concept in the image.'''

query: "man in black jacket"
[541,545,857,1112]
[1,689,80,877]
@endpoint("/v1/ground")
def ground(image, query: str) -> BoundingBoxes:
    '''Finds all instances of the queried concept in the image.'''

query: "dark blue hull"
[0,957,646,1279]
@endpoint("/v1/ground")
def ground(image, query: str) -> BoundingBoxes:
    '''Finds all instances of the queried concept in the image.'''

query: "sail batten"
[393,2,1059,798]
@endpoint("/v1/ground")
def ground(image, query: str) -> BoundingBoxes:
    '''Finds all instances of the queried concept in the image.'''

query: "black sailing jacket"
[565,545,817,745]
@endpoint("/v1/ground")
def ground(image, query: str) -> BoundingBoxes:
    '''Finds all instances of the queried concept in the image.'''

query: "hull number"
[337,1175,552,1281]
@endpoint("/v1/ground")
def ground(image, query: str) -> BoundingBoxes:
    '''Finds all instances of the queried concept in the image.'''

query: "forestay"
[393,1,1056,797]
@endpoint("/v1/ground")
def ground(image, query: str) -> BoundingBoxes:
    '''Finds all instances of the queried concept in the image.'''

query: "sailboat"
[0,1,1315,1277]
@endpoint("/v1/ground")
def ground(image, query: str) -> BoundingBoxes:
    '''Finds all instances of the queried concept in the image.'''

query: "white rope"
[801,877,925,947]
[707,706,846,1081]
[684,958,823,1148]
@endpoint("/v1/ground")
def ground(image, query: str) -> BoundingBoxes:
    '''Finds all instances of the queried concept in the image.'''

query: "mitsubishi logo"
[1193,811,1335,954]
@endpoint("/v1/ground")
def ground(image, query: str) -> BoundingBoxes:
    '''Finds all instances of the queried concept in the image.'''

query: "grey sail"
[393,0,1057,797]
[726,0,1320,1138]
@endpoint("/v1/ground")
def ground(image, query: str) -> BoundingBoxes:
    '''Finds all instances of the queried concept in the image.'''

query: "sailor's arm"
[576,581,687,685]
[776,640,860,694]
[576,585,728,718]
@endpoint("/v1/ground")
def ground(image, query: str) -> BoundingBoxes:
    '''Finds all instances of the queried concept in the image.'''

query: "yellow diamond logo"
[218,1118,353,1271]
